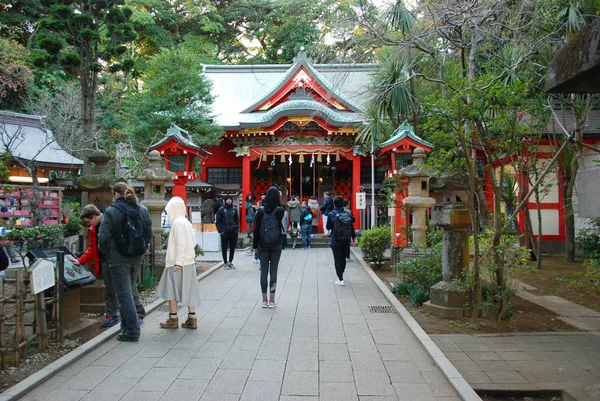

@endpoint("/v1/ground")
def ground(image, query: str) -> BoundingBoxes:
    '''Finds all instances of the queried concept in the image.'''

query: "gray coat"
[98,198,153,265]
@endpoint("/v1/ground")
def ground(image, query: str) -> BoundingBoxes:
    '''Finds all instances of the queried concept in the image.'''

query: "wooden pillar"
[241,155,251,233]
[394,187,408,247]
[352,154,361,230]
[173,177,188,204]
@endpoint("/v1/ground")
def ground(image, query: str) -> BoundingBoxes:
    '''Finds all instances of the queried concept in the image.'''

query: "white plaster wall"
[529,209,560,235]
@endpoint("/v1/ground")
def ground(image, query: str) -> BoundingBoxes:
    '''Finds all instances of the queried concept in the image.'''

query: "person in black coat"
[253,186,284,308]
[216,195,239,269]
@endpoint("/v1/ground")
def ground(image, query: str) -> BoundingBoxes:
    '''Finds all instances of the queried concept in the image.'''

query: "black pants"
[331,240,350,281]
[221,233,238,263]
[259,246,282,294]
[281,234,288,249]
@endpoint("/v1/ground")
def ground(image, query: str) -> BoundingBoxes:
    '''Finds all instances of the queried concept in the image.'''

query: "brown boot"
[159,314,179,329]
[181,316,197,329]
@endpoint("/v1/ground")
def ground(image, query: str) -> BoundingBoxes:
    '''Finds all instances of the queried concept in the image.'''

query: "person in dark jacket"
[216,195,239,269]
[326,196,356,286]
[300,201,313,249]
[98,183,152,342]
[320,191,334,236]
[253,186,284,308]
[213,192,224,221]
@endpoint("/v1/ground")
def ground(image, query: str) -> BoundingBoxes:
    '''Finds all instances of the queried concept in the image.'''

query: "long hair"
[113,182,138,204]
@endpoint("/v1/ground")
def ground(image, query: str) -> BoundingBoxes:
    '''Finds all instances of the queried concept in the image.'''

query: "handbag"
[246,215,254,223]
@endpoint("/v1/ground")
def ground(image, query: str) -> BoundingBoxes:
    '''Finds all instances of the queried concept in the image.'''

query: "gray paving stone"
[320,382,359,401]
[138,341,174,358]
[350,352,386,372]
[347,335,378,353]
[180,358,221,380]
[459,370,492,384]
[173,333,211,351]
[209,328,241,343]
[160,378,209,401]
[392,383,436,401]
[318,329,347,344]
[465,351,501,361]
[421,370,457,397]
[230,335,264,353]
[282,370,319,396]
[80,377,137,401]
[196,341,232,360]
[118,391,166,401]
[442,352,471,362]
[286,351,319,371]
[156,348,195,368]
[256,342,289,360]
[239,380,280,401]
[450,360,481,372]
[205,369,250,394]
[108,356,159,379]
[62,365,116,390]
[319,360,354,382]
[220,350,259,369]
[354,369,396,396]
[383,361,426,384]
[290,335,319,353]
[457,343,491,352]
[485,370,529,384]
[319,343,350,361]
[494,351,534,361]
[248,359,286,382]
[475,360,517,373]
[376,344,411,361]
[358,397,398,401]
[279,396,319,401]
[20,389,90,401]
[371,331,402,345]
[131,367,182,392]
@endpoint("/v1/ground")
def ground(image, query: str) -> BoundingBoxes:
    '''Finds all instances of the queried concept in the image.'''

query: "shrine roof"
[378,121,432,151]
[203,55,377,129]
[237,99,363,128]
[150,124,211,156]
[0,111,83,169]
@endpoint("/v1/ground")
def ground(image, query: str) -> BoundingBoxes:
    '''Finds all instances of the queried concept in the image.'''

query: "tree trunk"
[563,169,577,262]
[534,189,543,269]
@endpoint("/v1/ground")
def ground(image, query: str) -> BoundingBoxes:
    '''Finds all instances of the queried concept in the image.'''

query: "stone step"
[80,302,106,314]
[80,281,106,304]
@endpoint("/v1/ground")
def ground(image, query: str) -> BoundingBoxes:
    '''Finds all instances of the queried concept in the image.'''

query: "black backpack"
[113,203,148,257]
[333,211,354,242]
[259,210,281,248]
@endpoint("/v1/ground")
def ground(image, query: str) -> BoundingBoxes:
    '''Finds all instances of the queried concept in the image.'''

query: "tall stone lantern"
[424,176,473,318]
[76,150,115,210]
[137,150,176,250]
[400,147,436,246]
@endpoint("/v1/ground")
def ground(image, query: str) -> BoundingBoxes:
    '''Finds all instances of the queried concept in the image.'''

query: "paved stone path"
[20,248,461,401]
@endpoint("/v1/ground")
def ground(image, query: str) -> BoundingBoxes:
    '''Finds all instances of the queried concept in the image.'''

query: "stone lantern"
[400,147,436,246]
[136,150,176,250]
[76,150,115,210]
[424,176,473,318]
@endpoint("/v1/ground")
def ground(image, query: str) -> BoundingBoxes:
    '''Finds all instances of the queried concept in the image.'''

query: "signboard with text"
[356,192,366,209]
[29,259,55,294]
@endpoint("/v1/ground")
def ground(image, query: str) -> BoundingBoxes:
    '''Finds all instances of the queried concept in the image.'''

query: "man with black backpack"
[98,182,152,342]
[326,196,356,286]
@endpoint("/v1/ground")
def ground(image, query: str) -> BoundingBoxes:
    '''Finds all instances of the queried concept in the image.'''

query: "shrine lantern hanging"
[149,124,211,203]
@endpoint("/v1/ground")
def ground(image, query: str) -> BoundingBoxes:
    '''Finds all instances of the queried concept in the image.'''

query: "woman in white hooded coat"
[156,197,202,329]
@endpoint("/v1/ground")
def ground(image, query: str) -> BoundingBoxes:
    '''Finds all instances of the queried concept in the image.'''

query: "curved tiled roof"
[378,121,432,149]
[238,100,363,128]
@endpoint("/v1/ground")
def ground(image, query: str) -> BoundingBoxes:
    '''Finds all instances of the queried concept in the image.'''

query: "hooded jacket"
[98,196,153,264]
[216,198,239,235]
[253,187,284,249]
[78,222,101,276]
[287,198,301,223]
[164,197,196,268]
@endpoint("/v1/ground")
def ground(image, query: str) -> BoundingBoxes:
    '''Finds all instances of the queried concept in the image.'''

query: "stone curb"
[351,249,482,401]
[0,262,224,401]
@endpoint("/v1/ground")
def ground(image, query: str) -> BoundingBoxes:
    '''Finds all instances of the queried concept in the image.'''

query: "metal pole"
[57,250,65,343]
[370,136,376,229]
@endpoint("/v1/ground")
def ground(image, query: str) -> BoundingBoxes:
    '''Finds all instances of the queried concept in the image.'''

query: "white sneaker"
[335,280,345,286]
[229,262,236,269]
[253,259,259,264]
[261,301,268,308]
[346,257,351,262]
[268,302,276,309]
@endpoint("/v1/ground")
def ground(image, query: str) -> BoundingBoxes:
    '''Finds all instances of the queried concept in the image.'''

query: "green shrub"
[195,244,204,257]
[394,227,443,290]
[142,268,157,291]
[358,225,391,269]
[577,219,600,292]
[408,283,430,307]
[393,282,411,296]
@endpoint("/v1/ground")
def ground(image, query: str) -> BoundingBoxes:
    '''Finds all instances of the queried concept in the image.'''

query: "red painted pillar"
[394,184,408,247]
[173,177,188,204]
[241,155,251,233]
[352,154,361,230]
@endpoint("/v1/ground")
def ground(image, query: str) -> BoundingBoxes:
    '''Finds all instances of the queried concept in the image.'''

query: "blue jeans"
[110,262,141,339]
[301,224,312,248]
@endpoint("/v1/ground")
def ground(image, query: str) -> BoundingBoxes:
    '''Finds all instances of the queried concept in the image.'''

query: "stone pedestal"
[423,200,478,318]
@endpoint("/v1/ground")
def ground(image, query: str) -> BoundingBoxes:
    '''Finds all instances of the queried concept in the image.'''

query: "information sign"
[29,259,55,294]
[356,192,366,209]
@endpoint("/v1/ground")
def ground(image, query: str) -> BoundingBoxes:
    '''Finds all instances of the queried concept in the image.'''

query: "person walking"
[253,187,284,308]
[281,208,289,249]
[307,196,319,236]
[156,197,202,330]
[320,191,334,236]
[216,195,239,269]
[326,196,356,286]
[300,200,313,249]
[287,195,301,230]
[98,183,152,342]
[244,194,255,238]
[70,204,145,328]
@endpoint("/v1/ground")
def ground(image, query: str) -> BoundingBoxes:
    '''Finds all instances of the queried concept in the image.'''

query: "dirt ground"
[0,261,215,393]
[373,263,577,335]
[521,256,600,312]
